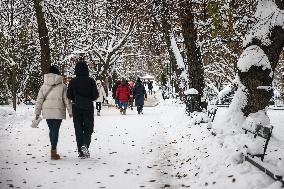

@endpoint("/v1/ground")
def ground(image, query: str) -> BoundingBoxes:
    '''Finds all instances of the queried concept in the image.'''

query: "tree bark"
[239,4,284,116]
[179,0,205,111]
[160,0,181,95]
[33,0,51,74]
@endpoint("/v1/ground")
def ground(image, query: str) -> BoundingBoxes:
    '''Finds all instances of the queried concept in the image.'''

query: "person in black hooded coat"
[67,60,99,158]
[134,78,147,114]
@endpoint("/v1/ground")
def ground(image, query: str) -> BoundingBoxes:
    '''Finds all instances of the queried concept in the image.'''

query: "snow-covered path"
[0,101,190,189]
[0,100,283,189]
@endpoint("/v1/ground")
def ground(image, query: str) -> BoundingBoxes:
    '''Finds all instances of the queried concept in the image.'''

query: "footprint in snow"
[109,152,117,155]
[161,184,170,188]
[7,184,14,188]
[181,184,191,188]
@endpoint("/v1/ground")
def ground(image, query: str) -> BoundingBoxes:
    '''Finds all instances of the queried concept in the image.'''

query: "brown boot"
[51,149,60,160]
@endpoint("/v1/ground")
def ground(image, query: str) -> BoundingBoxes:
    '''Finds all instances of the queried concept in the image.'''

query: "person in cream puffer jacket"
[35,66,72,160]
[95,80,106,116]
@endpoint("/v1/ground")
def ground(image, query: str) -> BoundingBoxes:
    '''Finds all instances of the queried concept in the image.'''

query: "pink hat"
[129,81,134,87]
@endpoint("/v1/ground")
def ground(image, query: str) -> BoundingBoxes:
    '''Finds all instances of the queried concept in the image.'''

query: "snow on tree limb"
[244,0,284,47]
[170,35,185,70]
[237,45,271,73]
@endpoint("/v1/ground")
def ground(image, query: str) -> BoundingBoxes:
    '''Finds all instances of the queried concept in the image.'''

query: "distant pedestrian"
[147,80,153,95]
[161,86,168,101]
[96,80,106,116]
[143,79,146,86]
[112,80,121,109]
[129,81,134,110]
[35,65,72,160]
[67,60,99,159]
[134,78,147,114]
[116,78,130,115]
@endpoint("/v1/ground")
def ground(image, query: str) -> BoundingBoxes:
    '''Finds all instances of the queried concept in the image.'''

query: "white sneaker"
[81,145,90,158]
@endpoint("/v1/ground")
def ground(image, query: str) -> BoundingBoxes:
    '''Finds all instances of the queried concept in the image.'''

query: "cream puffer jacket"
[35,73,72,119]
[96,80,106,102]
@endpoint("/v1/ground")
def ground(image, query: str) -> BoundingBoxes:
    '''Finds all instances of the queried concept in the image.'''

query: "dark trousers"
[96,102,102,112]
[46,119,62,150]
[72,105,94,152]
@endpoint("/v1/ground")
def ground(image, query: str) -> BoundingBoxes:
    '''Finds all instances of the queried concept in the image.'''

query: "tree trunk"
[12,64,17,111]
[179,0,205,111]
[33,0,51,75]
[160,1,181,95]
[239,2,284,116]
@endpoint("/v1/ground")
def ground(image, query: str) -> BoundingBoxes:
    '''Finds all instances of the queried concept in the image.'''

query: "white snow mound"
[237,45,271,73]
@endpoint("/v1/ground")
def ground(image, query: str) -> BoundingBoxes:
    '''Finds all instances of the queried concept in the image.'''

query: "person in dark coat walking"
[67,60,99,159]
[147,80,153,95]
[134,78,147,114]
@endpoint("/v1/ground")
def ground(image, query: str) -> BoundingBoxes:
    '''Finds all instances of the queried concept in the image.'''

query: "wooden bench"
[244,155,284,186]
[242,125,284,186]
[242,124,273,161]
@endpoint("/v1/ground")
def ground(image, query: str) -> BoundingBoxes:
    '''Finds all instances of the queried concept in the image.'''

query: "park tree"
[229,0,284,127]
[33,0,51,74]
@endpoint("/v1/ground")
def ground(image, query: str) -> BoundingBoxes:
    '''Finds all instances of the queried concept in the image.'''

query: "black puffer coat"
[67,61,99,107]
[134,81,147,106]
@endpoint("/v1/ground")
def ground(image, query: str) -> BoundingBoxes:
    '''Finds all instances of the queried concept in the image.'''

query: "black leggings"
[96,102,102,112]
[46,119,62,150]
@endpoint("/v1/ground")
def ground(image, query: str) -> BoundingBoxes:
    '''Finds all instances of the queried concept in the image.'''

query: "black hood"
[75,61,89,76]
[137,77,142,83]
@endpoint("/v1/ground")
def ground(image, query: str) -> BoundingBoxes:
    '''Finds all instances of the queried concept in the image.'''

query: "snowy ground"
[0,94,284,189]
